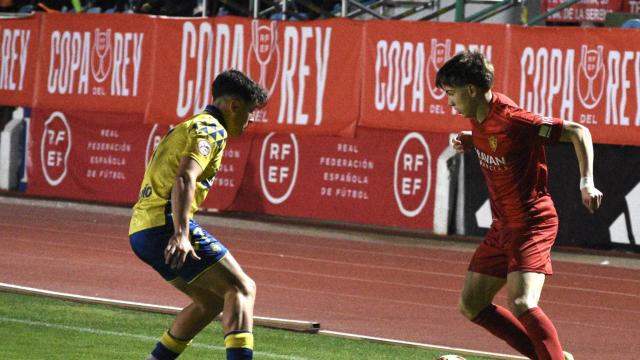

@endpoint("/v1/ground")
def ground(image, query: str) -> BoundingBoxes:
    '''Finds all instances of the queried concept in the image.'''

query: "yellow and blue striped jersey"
[129,107,228,235]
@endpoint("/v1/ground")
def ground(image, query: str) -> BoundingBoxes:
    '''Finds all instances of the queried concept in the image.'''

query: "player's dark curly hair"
[212,69,268,110]
[435,50,494,91]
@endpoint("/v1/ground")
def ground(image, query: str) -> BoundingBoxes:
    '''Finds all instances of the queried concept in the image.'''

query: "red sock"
[472,304,537,359]
[518,307,564,360]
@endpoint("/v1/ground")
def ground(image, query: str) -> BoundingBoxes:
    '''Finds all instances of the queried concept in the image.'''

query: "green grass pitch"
[0,291,498,359]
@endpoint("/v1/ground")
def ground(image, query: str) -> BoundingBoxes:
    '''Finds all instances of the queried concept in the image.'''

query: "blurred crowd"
[0,0,341,19]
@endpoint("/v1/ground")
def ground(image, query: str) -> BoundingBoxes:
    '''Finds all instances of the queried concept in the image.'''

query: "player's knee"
[507,295,537,316]
[227,275,256,302]
[458,296,479,320]
[243,276,257,300]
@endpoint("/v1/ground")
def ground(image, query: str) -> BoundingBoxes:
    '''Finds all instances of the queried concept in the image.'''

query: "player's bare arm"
[166,156,203,269]
[558,121,603,213]
[452,131,473,153]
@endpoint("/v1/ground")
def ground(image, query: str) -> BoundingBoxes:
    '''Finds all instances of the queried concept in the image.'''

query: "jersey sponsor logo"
[41,111,72,186]
[259,132,299,204]
[488,135,498,152]
[393,132,432,217]
[139,184,152,198]
[475,148,508,171]
[198,139,212,156]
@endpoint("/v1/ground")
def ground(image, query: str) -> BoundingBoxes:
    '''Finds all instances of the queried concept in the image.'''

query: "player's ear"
[216,99,229,112]
[467,84,478,97]
[229,98,242,113]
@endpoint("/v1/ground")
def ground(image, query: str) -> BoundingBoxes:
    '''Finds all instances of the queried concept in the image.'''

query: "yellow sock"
[150,330,192,360]
[224,331,254,359]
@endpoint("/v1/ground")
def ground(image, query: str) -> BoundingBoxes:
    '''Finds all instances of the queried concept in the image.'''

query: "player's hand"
[452,131,473,154]
[165,233,201,270]
[581,186,603,214]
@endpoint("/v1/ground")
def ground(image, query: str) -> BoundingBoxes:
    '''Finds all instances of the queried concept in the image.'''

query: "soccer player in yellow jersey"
[129,70,268,360]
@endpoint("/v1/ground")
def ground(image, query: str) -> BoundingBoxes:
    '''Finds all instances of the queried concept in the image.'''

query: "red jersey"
[470,92,564,226]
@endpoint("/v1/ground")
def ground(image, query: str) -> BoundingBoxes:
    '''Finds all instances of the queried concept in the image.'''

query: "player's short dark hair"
[212,69,268,110]
[435,50,494,90]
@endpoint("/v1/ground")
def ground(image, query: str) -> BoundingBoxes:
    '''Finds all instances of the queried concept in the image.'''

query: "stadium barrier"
[1,12,638,250]
[24,109,450,233]
[0,13,639,144]
[0,108,25,190]
[18,108,640,251]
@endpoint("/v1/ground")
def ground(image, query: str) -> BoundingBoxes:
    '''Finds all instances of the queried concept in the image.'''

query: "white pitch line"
[0,316,309,360]
[0,282,318,332]
[319,330,528,360]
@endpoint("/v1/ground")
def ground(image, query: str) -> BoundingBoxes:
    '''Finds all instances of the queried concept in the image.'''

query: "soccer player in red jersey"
[436,51,603,360]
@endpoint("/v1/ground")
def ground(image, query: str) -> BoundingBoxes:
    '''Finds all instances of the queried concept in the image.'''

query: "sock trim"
[224,331,254,349]
[160,329,192,353]
[471,303,497,323]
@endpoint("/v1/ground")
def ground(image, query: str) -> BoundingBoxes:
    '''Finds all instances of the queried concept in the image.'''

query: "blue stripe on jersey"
[201,178,213,189]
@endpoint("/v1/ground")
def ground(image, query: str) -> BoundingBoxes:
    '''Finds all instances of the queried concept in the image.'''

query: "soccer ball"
[437,355,466,360]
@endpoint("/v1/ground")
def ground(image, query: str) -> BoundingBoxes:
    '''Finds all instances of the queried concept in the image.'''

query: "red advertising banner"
[201,135,253,210]
[145,17,362,137]
[622,0,640,13]
[25,108,251,208]
[543,0,622,23]
[33,13,156,114]
[2,13,640,146]
[506,26,640,145]
[359,20,509,134]
[25,114,452,231]
[227,128,451,231]
[0,13,41,107]
[26,109,148,203]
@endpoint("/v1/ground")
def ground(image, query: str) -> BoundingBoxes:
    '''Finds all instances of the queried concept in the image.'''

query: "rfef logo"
[577,45,605,110]
[41,111,72,186]
[91,29,113,83]
[247,20,280,97]
[426,38,451,101]
[394,132,432,217]
[259,133,299,204]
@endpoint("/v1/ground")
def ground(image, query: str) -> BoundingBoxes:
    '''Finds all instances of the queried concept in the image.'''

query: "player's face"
[443,85,476,118]
[226,99,256,136]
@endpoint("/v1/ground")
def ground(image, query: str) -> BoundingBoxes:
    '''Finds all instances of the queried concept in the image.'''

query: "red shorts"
[468,220,558,278]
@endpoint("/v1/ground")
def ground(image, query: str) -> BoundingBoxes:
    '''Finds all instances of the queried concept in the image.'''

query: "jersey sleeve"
[183,115,228,170]
[509,109,564,145]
